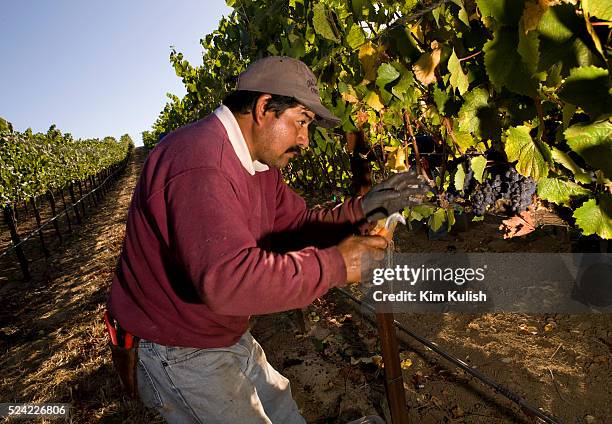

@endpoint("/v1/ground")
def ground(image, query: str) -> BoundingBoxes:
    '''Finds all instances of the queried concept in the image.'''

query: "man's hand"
[361,168,431,222]
[336,235,388,284]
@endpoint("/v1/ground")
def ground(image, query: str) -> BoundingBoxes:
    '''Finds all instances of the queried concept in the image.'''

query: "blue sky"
[0,1,232,146]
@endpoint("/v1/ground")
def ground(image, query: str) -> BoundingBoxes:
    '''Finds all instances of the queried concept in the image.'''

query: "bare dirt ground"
[1,148,610,423]
[379,222,612,423]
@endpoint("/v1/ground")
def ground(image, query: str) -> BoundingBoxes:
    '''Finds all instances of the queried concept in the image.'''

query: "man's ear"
[253,94,272,126]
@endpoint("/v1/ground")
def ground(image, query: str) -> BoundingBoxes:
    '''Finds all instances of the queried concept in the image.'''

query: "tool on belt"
[103,311,139,398]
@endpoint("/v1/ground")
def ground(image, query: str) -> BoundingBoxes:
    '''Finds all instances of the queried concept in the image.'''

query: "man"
[107,56,427,423]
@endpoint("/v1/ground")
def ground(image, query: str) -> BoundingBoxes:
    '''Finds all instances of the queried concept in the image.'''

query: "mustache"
[285,146,301,154]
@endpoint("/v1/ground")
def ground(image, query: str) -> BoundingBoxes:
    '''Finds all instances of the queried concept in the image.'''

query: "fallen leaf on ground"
[500,211,536,239]
[400,358,413,369]
[519,323,538,335]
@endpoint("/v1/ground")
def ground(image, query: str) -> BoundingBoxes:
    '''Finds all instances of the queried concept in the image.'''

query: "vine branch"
[403,109,424,177]
[442,116,464,156]
[458,50,482,62]
[534,96,546,141]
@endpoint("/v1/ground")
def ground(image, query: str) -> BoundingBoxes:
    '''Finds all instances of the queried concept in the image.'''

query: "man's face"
[253,104,315,169]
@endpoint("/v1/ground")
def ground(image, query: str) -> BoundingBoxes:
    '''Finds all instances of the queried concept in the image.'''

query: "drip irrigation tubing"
[336,287,562,424]
[0,156,129,260]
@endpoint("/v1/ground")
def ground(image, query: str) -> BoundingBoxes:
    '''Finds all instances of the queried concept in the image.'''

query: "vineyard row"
[0,119,134,279]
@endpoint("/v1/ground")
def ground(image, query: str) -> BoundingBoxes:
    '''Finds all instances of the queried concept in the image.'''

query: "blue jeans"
[137,331,306,424]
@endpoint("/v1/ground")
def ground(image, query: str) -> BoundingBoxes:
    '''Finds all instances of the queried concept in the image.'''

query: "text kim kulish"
[373,290,488,302]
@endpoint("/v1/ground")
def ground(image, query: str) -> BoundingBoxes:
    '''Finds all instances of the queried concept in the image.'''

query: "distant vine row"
[0,118,134,279]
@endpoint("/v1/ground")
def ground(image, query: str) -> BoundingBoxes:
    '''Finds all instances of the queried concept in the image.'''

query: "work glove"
[361,169,431,222]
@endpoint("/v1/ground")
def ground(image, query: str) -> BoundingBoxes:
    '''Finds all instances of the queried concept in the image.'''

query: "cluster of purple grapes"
[470,168,536,215]
[461,169,475,196]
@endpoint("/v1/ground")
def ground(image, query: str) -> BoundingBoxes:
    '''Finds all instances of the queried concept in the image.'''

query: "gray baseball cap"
[235,56,341,128]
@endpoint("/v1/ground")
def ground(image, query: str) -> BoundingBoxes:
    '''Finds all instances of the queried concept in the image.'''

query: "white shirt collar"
[213,105,269,175]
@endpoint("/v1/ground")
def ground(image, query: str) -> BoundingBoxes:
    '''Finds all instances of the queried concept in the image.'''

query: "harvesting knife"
[372,212,406,241]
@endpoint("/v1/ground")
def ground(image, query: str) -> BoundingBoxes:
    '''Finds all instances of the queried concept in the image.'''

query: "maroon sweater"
[108,114,368,348]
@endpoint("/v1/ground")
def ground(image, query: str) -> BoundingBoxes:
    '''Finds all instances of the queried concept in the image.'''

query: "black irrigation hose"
[336,287,562,424]
[0,157,129,260]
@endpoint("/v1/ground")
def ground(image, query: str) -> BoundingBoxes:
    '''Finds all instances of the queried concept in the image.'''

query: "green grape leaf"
[458,88,489,134]
[351,0,367,17]
[359,42,379,81]
[558,66,612,120]
[504,125,550,181]
[582,0,612,20]
[346,24,366,49]
[476,0,525,26]
[458,87,500,140]
[376,63,400,89]
[454,130,478,152]
[483,27,538,97]
[573,195,612,239]
[411,203,436,219]
[379,88,393,105]
[456,1,470,27]
[454,163,466,192]
[314,130,327,153]
[391,68,416,102]
[537,4,575,43]
[429,207,447,231]
[406,208,424,221]
[433,86,449,114]
[562,104,576,129]
[446,208,456,231]
[537,177,592,206]
[342,117,358,133]
[432,4,443,26]
[313,3,340,43]
[267,43,279,55]
[544,62,563,87]
[517,23,540,75]
[537,4,602,73]
[448,50,469,95]
[364,91,384,111]
[564,121,612,179]
[551,147,592,184]
[286,32,306,58]
[470,156,487,183]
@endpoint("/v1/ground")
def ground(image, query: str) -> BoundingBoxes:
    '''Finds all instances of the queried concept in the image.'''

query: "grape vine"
[144,0,611,239]
[0,121,133,208]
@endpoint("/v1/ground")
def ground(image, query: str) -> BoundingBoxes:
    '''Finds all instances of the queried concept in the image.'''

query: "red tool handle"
[103,311,118,346]
[124,333,134,349]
